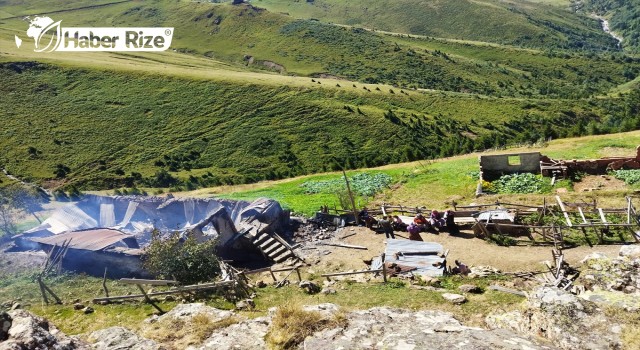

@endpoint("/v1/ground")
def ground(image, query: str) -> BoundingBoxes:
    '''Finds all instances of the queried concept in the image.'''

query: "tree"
[143,230,220,285]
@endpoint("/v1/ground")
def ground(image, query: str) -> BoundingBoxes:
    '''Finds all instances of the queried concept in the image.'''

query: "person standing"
[378,215,395,239]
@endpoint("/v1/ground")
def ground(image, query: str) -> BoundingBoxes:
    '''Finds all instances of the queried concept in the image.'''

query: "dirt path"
[307,227,625,273]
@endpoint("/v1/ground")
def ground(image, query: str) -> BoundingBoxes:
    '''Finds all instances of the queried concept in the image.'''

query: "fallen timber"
[92,280,235,303]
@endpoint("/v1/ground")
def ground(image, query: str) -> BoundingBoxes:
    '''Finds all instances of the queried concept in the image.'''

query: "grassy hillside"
[185,130,640,215]
[251,0,618,50]
[2,2,638,98]
[1,61,639,193]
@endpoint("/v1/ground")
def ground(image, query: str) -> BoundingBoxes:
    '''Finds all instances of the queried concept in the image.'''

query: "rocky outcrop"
[88,327,160,350]
[577,245,640,311]
[197,316,270,350]
[303,306,555,349]
[486,287,622,350]
[0,310,87,350]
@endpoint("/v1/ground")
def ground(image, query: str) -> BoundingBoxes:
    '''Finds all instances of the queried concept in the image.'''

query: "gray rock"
[303,307,554,349]
[302,303,340,319]
[197,317,269,350]
[235,299,255,310]
[580,252,609,265]
[320,287,336,295]
[442,293,467,304]
[89,326,159,350]
[154,303,234,323]
[487,287,621,350]
[619,245,640,259]
[2,309,86,349]
[458,284,482,294]
[299,280,321,294]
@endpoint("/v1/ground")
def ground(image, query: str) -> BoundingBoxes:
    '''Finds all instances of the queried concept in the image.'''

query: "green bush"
[143,230,220,285]
[612,170,640,185]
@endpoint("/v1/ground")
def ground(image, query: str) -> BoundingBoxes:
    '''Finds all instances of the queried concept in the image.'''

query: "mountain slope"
[2,2,638,98]
[251,0,618,50]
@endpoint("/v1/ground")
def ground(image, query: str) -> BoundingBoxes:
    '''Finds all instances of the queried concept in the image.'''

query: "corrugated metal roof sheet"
[384,240,445,277]
[31,228,135,251]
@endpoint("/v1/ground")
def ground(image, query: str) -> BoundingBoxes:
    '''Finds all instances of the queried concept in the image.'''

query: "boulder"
[89,326,159,350]
[442,293,467,304]
[458,284,482,294]
[235,299,255,310]
[2,309,86,349]
[197,317,270,350]
[580,252,609,265]
[154,303,234,323]
[619,245,640,259]
[320,287,336,295]
[487,287,622,350]
[303,307,553,349]
[299,281,321,294]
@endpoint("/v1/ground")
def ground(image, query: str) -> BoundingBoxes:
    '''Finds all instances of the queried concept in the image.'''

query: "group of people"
[359,208,457,240]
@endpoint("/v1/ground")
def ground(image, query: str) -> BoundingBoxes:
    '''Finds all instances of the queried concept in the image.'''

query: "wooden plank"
[578,207,588,224]
[555,196,573,227]
[321,269,383,278]
[318,242,368,250]
[271,266,304,273]
[340,232,356,239]
[119,278,178,286]
[598,208,608,224]
[92,281,235,302]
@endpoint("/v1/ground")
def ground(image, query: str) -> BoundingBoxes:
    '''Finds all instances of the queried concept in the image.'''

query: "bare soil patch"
[573,175,627,192]
[304,227,624,273]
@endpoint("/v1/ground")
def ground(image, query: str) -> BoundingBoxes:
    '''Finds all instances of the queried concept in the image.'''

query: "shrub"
[143,230,220,285]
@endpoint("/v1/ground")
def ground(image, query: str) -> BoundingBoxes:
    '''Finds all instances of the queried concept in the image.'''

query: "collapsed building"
[479,146,640,183]
[14,195,295,277]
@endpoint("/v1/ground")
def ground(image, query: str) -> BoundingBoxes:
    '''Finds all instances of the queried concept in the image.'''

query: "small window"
[508,155,521,166]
